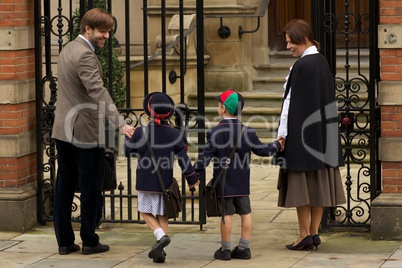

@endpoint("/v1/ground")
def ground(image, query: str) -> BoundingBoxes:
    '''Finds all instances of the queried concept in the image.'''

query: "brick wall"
[0,0,33,27]
[379,0,402,193]
[0,0,36,190]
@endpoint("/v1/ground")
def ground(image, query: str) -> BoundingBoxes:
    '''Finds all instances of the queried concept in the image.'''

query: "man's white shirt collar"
[78,34,96,53]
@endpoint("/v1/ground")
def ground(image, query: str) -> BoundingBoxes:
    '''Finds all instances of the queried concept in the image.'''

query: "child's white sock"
[153,228,166,241]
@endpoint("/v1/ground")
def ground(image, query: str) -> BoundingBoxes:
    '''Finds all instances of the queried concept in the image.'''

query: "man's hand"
[119,124,135,138]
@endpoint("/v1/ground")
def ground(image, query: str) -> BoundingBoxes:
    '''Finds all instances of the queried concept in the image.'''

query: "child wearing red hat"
[194,89,284,260]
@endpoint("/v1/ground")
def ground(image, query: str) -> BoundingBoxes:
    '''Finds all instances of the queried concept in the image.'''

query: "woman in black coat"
[276,19,346,250]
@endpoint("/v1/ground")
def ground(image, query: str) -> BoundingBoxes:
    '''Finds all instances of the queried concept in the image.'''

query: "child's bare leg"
[141,212,160,231]
[221,215,233,242]
[236,213,251,251]
[156,215,168,233]
[141,212,171,260]
[220,215,233,251]
[214,215,233,260]
[231,213,252,259]
[141,212,169,240]
[240,213,252,240]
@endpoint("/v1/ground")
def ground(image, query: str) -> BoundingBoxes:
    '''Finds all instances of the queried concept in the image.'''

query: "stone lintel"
[0,79,35,104]
[0,131,36,158]
[0,27,35,50]
[372,193,402,240]
[379,138,402,162]
[378,81,402,105]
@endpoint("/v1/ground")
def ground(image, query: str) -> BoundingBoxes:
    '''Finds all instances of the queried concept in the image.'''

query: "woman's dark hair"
[283,19,320,51]
[80,8,114,34]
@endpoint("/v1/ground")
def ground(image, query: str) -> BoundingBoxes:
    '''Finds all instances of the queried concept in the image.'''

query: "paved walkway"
[1,159,402,267]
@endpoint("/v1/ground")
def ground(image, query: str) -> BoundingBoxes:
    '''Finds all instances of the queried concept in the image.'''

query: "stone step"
[252,75,371,92]
[252,77,287,92]
[256,68,370,78]
[268,48,370,65]
[187,91,284,108]
[254,49,370,92]
[254,63,370,78]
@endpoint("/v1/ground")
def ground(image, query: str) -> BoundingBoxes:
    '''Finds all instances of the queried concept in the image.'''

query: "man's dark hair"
[80,8,114,34]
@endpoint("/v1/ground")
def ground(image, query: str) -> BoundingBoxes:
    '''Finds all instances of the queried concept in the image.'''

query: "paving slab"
[1,164,402,267]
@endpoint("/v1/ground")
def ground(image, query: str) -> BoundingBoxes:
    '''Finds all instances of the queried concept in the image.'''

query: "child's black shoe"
[231,246,251,259]
[214,247,231,260]
[153,250,166,263]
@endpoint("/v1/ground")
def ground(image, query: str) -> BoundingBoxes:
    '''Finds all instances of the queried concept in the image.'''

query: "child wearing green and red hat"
[194,89,284,260]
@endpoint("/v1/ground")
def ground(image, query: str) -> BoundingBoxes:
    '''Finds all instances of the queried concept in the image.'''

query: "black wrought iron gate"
[35,0,381,230]
[34,0,207,228]
[312,0,381,228]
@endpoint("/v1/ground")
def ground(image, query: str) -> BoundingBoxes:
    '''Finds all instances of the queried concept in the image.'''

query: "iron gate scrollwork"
[312,0,381,228]
[35,0,206,228]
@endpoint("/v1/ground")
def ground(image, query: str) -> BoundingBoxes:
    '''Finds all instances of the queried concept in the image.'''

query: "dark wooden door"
[268,0,369,51]
[268,0,311,51]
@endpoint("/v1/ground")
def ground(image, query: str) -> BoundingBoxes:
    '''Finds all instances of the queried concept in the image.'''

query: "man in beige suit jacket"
[52,8,134,256]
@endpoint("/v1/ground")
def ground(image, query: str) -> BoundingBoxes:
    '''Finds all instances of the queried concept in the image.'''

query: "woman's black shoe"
[286,235,313,250]
[311,234,321,250]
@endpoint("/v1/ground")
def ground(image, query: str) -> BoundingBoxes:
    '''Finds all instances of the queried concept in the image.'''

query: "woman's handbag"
[204,127,245,219]
[143,127,182,219]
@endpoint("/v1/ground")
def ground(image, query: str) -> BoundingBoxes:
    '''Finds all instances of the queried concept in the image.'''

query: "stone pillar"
[371,1,402,240]
[0,0,37,231]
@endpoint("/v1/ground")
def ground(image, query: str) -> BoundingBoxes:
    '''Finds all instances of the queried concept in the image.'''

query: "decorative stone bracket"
[155,14,197,56]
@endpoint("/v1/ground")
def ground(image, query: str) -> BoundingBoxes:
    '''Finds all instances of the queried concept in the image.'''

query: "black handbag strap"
[143,126,167,192]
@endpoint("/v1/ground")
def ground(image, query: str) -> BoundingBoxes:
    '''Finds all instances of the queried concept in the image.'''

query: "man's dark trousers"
[53,140,105,247]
